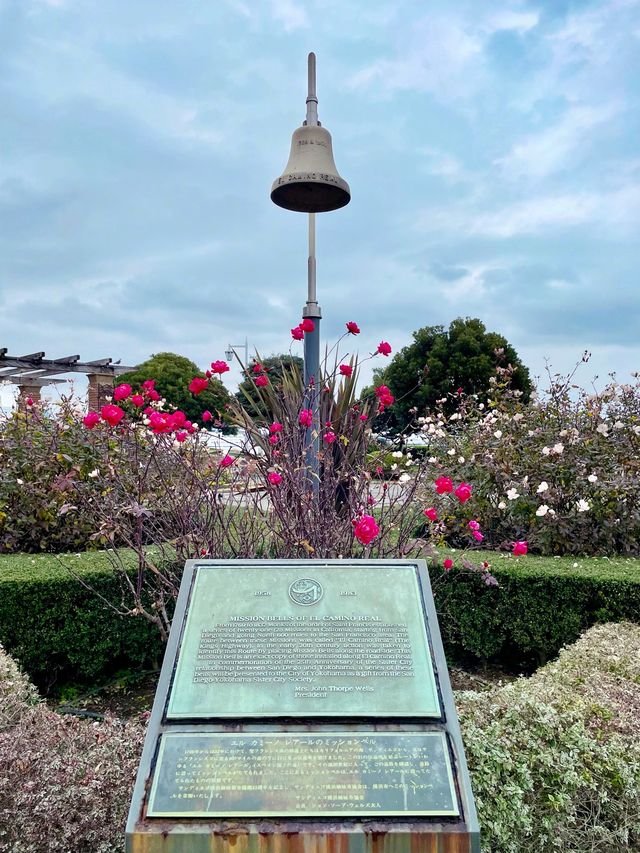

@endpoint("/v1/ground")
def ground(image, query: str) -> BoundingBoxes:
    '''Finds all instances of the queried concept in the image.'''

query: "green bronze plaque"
[167,565,440,718]
[147,732,459,818]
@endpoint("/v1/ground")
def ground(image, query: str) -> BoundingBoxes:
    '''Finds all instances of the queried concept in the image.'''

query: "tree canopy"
[372,318,531,432]
[118,352,233,430]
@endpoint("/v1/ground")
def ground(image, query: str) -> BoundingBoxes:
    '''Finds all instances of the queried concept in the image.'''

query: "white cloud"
[496,105,618,180]
[349,15,484,98]
[485,10,539,35]
[269,0,309,32]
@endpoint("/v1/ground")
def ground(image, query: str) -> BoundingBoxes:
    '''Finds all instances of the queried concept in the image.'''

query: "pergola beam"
[0,350,134,378]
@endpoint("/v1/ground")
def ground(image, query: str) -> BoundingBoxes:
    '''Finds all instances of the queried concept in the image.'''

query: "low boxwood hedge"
[0,549,638,689]
[0,552,164,691]
[434,550,640,668]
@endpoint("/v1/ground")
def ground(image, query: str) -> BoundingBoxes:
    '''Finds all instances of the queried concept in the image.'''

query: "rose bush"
[407,361,640,556]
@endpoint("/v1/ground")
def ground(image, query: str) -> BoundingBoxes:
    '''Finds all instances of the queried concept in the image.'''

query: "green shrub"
[459,622,640,851]
[434,550,640,668]
[0,552,164,691]
[0,644,145,853]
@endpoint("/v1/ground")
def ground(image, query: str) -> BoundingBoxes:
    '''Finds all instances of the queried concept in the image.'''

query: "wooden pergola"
[0,349,136,409]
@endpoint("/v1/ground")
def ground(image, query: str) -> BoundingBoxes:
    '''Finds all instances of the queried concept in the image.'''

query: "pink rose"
[455,482,472,504]
[443,558,454,571]
[131,394,144,407]
[269,435,278,445]
[424,507,438,521]
[267,471,282,485]
[468,520,480,531]
[359,414,368,422]
[148,389,161,401]
[352,514,380,545]
[299,409,313,428]
[377,341,392,356]
[346,321,360,335]
[83,412,100,429]
[512,541,528,556]
[210,360,230,375]
[189,377,208,395]
[255,375,268,388]
[113,383,132,402]
[220,454,234,467]
[141,379,155,391]
[339,364,353,377]
[175,431,188,443]
[472,530,484,542]
[269,422,283,433]
[100,404,125,427]
[323,431,336,444]
[435,476,453,494]
[202,410,212,422]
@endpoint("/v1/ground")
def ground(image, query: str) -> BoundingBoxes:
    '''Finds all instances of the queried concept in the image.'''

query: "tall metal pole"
[303,53,321,497]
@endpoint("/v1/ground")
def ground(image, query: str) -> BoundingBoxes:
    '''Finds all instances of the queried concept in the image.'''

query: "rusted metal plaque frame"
[126,559,481,853]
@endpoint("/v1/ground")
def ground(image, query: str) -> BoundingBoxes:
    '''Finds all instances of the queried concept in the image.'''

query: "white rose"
[536,505,549,517]
[506,488,520,501]
[587,474,598,483]
[576,499,590,513]
[542,446,550,456]
[494,430,503,438]
[498,501,506,509]
[537,481,548,493]
[552,443,564,455]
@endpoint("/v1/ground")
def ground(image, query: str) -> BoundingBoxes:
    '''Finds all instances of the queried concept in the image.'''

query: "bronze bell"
[271,53,350,213]
[271,124,351,213]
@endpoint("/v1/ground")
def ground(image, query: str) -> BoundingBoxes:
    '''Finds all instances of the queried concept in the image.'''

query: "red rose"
[113,383,132,402]
[443,558,454,571]
[435,476,453,494]
[454,482,472,504]
[189,377,208,395]
[202,410,212,422]
[291,326,304,341]
[255,375,268,388]
[352,514,380,545]
[512,541,528,556]
[346,321,360,335]
[131,394,144,407]
[83,412,100,429]
[424,507,438,521]
[339,364,353,377]
[377,341,392,356]
[300,318,315,333]
[210,360,230,375]
[100,405,125,427]
[299,409,313,428]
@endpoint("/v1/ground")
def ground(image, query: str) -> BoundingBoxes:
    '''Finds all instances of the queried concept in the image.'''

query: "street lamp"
[271,52,350,492]
[225,338,249,367]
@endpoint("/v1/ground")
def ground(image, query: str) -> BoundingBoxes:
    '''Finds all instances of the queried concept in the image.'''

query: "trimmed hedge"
[0,549,639,689]
[435,549,640,668]
[0,552,164,690]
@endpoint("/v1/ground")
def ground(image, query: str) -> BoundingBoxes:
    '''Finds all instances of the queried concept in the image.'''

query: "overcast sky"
[1,0,639,407]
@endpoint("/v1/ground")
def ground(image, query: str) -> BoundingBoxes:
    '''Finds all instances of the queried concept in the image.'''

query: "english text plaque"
[147,732,459,818]
[167,565,441,718]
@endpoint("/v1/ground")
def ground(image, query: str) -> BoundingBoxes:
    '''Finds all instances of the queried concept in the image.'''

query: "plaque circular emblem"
[288,578,324,606]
